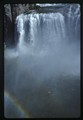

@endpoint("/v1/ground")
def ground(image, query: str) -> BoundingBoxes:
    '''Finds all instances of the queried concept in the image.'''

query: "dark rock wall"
[4,4,31,47]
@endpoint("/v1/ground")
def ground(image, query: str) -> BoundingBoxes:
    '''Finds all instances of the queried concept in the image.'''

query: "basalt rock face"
[4,4,12,47]
[4,4,30,47]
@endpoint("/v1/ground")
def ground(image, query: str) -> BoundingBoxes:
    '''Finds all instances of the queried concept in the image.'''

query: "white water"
[16,13,66,53]
[15,5,80,77]
[36,3,67,7]
[4,4,80,118]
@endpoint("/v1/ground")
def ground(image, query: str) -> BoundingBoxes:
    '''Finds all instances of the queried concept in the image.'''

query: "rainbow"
[4,91,30,118]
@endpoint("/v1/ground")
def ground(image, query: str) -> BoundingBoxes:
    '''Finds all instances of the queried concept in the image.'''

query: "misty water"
[4,4,80,118]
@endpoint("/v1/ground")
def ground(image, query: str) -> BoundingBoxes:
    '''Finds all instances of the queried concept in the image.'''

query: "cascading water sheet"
[4,4,80,118]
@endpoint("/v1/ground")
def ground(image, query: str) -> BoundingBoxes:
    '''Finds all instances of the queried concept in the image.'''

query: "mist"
[4,4,80,118]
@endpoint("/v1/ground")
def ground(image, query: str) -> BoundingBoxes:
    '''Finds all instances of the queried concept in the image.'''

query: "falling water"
[16,12,66,54]
[4,4,80,118]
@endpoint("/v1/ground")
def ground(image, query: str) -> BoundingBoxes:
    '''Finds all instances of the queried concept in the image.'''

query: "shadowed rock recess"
[4,4,80,118]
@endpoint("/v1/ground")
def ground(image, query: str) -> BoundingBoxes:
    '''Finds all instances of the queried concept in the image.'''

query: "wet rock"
[4,4,30,47]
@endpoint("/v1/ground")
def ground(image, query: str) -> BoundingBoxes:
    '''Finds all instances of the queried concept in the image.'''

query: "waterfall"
[14,3,80,89]
[16,4,80,55]
[4,4,80,118]
[16,13,65,46]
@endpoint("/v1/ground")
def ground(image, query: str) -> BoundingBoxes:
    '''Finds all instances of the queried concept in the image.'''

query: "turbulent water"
[4,4,80,118]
